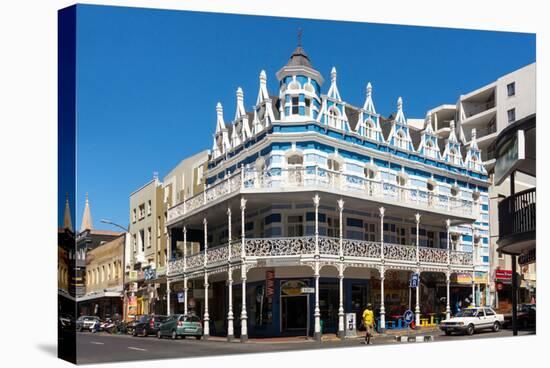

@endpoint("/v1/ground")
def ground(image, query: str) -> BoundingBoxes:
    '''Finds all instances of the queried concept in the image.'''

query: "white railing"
[168,166,475,223]
[168,236,473,275]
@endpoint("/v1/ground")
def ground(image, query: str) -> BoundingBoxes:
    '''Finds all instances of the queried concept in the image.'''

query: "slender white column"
[471,223,476,307]
[313,194,321,341]
[203,218,210,339]
[227,207,234,341]
[379,207,385,259]
[240,198,248,342]
[415,269,421,328]
[183,226,188,316]
[166,230,171,315]
[415,214,421,328]
[446,219,451,265]
[380,267,386,331]
[415,213,421,264]
[337,199,345,339]
[446,272,451,320]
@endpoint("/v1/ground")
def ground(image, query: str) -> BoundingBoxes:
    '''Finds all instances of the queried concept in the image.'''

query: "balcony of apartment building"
[429,104,456,140]
[497,187,535,254]
[459,85,497,130]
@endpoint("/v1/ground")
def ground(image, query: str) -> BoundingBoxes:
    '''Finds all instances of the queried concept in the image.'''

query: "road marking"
[128,347,147,351]
[90,341,104,345]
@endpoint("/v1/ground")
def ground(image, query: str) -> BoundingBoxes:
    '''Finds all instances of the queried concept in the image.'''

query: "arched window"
[451,185,460,197]
[288,80,300,90]
[287,154,303,166]
[396,173,408,187]
[304,83,315,93]
[328,107,340,128]
[449,149,461,165]
[470,154,479,170]
[396,129,407,149]
[327,157,341,172]
[364,167,377,180]
[365,120,376,139]
[425,140,436,158]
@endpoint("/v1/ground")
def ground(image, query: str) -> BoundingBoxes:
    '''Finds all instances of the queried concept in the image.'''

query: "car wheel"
[157,330,162,339]
[493,322,500,332]
[132,330,137,337]
[171,330,177,340]
[466,324,475,336]
[444,330,452,336]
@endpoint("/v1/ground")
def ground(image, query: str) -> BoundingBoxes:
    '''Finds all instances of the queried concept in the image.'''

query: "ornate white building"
[164,44,490,341]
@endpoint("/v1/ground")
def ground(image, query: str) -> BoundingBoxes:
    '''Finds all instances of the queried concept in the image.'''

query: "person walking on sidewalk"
[362,303,374,345]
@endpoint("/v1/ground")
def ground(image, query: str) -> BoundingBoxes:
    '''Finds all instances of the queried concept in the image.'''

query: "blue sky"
[65,4,535,230]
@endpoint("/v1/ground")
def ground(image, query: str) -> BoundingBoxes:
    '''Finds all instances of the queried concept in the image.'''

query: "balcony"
[168,166,476,224]
[497,188,536,253]
[167,236,473,277]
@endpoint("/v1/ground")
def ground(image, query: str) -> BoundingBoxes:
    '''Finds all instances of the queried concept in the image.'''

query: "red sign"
[495,269,512,281]
[266,271,275,297]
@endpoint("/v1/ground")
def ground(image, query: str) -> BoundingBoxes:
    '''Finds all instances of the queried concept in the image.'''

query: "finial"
[216,102,223,112]
[297,27,303,47]
[236,87,243,99]
[397,96,403,110]
[331,67,337,83]
[153,171,159,181]
[367,82,372,96]
[471,128,477,141]
[85,192,89,203]
[260,70,266,82]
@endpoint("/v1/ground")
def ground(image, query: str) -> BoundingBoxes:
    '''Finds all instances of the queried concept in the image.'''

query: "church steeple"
[80,192,93,232]
[63,192,73,231]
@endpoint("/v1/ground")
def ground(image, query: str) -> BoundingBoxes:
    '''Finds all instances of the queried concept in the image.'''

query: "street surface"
[76,328,535,364]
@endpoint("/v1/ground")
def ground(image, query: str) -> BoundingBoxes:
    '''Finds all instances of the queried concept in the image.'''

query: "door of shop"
[281,296,308,333]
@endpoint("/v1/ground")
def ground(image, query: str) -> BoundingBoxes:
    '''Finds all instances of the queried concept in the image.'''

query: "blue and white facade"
[165,45,490,340]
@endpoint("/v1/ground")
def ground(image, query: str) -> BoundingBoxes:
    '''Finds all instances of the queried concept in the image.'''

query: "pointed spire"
[448,120,458,143]
[215,102,226,133]
[327,66,341,100]
[235,87,246,121]
[363,82,376,113]
[424,113,434,133]
[260,70,267,85]
[63,192,73,231]
[80,192,93,232]
[394,96,406,125]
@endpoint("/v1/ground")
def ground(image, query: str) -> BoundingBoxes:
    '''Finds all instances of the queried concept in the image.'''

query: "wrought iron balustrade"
[498,187,536,241]
[168,166,475,222]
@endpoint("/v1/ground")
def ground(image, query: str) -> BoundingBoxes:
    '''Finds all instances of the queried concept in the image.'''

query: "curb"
[395,335,434,343]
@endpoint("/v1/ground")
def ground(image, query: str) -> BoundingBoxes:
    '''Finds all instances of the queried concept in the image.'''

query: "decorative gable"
[355,82,383,142]
[418,114,441,160]
[387,97,415,151]
[442,121,464,166]
[317,67,351,132]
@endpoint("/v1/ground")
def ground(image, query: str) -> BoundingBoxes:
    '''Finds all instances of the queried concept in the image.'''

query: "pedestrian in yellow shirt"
[362,303,374,345]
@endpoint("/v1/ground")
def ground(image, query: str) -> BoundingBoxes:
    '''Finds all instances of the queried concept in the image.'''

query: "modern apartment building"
[427,63,536,309]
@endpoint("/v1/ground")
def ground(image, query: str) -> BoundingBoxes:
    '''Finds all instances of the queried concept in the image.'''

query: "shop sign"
[127,271,138,282]
[518,249,536,266]
[156,266,167,276]
[300,287,315,294]
[456,273,472,284]
[345,313,357,337]
[262,258,301,268]
[281,280,307,296]
[495,269,512,281]
[177,292,184,303]
[144,268,156,281]
[266,271,275,297]
[474,271,487,284]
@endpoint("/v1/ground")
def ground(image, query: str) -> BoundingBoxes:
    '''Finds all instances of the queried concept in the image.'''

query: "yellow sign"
[281,280,307,296]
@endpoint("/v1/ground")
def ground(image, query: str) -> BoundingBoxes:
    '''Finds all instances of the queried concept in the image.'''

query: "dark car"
[503,304,536,329]
[133,315,169,337]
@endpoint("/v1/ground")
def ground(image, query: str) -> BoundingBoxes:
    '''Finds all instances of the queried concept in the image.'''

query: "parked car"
[126,315,142,335]
[503,304,536,329]
[157,314,203,340]
[439,307,504,336]
[76,316,100,332]
[133,315,169,337]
